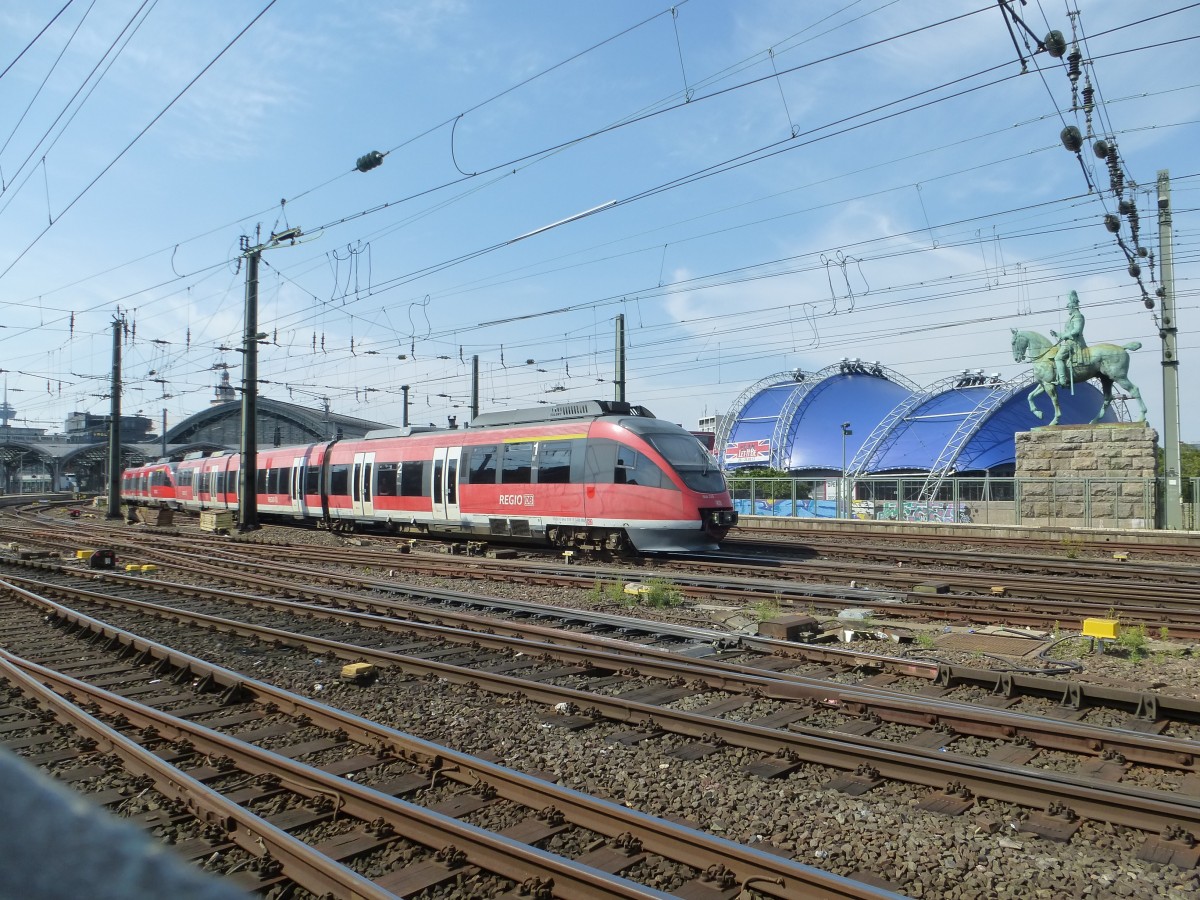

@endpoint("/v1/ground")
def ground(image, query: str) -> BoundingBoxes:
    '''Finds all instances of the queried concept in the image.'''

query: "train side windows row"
[374,461,424,497]
[322,459,428,497]
[256,467,292,494]
[462,440,584,486]
[600,440,669,490]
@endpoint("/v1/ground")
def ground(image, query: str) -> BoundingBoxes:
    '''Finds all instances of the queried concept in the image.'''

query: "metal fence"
[726,475,1200,530]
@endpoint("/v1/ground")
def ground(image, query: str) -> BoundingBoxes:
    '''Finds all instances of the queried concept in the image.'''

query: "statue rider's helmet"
[1067,291,1080,310]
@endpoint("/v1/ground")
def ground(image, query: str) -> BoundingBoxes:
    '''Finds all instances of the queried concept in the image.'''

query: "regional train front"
[587,409,738,552]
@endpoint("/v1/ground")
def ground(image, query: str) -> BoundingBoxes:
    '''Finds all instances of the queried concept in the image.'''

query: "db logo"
[499,494,535,507]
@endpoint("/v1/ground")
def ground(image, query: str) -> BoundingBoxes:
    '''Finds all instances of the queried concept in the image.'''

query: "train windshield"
[641,432,727,493]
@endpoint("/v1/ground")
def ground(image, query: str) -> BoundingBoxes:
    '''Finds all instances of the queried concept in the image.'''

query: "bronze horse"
[1010,329,1147,426]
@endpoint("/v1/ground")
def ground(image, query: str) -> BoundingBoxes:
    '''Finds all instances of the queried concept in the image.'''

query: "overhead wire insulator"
[1067,49,1081,82]
[1044,30,1067,57]
[1103,214,1120,233]
[1067,47,1082,108]
[1092,139,1109,159]
[1081,81,1095,138]
[1060,126,1083,152]
[355,150,384,173]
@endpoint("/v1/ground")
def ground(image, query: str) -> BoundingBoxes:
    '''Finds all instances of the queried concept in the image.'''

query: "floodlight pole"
[840,421,852,520]
[1156,171,1183,529]
[470,355,479,423]
[106,315,124,520]
[238,226,301,532]
[614,314,626,402]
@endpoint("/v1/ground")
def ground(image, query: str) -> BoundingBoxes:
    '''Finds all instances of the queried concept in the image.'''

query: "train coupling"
[705,508,738,527]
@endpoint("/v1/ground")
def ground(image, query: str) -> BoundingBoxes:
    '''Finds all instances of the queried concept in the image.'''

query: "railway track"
[1,579,887,899]
[6,559,1200,843]
[5,506,1200,894]
[730,522,1200,561]
[11,516,1200,642]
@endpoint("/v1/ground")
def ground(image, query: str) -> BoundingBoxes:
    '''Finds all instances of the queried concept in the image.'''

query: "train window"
[376,462,398,496]
[615,445,667,490]
[256,468,267,494]
[329,464,350,496]
[446,457,457,504]
[583,439,617,484]
[643,432,711,467]
[400,460,427,497]
[464,445,498,484]
[362,463,372,502]
[432,460,443,503]
[280,466,291,494]
[213,471,225,495]
[197,471,210,494]
[536,440,574,484]
[352,464,361,502]
[501,442,534,484]
[177,469,193,488]
[305,466,321,495]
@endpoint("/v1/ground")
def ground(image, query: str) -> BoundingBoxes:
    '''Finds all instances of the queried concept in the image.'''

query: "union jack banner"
[725,438,770,463]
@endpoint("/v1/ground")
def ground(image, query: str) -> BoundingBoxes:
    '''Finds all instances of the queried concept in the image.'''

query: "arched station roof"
[719,363,1123,487]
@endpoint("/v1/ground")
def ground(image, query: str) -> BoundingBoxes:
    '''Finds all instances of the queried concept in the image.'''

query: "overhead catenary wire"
[0,4,1195,430]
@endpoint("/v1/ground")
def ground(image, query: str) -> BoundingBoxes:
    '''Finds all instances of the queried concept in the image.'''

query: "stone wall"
[1014,423,1158,528]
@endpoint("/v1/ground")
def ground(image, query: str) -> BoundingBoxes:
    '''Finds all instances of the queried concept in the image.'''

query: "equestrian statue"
[1010,290,1147,426]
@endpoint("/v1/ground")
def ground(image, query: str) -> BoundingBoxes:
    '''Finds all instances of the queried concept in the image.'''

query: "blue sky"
[1,1,1197,442]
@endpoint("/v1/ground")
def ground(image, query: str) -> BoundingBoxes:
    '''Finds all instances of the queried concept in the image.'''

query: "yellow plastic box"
[1082,618,1121,640]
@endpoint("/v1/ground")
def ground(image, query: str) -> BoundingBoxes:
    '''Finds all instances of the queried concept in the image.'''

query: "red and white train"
[121,400,737,552]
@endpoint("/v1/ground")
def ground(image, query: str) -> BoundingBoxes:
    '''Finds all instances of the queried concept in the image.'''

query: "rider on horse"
[1050,290,1087,388]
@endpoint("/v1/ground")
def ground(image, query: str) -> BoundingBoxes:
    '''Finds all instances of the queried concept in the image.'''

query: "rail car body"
[120,401,737,552]
[119,462,177,506]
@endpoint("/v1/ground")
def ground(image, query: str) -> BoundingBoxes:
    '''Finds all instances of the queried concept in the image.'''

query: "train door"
[352,451,375,518]
[291,456,306,515]
[432,446,460,521]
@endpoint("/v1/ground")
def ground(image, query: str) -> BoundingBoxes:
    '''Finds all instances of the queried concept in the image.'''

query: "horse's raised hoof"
[1031,410,1043,420]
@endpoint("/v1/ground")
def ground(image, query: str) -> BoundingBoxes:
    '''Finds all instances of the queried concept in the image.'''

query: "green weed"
[643,577,684,608]
[914,632,938,650]
[1116,623,1149,661]
[750,599,783,622]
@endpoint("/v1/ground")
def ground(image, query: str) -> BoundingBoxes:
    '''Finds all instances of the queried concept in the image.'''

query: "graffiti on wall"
[733,497,970,523]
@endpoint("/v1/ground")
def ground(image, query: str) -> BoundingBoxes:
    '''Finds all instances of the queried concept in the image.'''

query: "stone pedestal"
[1014,424,1158,529]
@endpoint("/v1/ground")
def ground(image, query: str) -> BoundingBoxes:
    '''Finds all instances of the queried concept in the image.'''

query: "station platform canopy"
[716,360,1123,493]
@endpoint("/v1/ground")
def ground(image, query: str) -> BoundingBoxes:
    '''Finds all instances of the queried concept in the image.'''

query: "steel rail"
[6,577,1199,840]
[8,563,1200,773]
[0,579,899,900]
[0,649,398,900]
